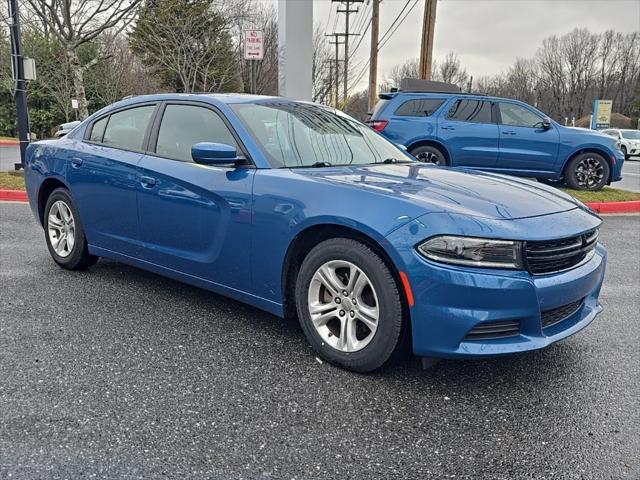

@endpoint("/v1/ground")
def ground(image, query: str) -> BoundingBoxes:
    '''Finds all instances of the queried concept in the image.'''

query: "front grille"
[525,229,598,275]
[464,320,520,340]
[541,299,584,328]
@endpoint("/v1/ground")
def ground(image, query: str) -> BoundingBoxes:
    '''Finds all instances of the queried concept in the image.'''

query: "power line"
[349,0,420,93]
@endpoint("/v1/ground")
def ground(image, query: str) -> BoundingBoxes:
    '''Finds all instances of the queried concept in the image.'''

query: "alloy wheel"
[574,156,604,189]
[307,260,379,353]
[416,151,441,165]
[47,200,76,257]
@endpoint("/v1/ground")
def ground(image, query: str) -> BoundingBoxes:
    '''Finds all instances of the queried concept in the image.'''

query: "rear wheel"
[410,145,448,166]
[564,152,609,191]
[44,188,98,270]
[295,238,405,372]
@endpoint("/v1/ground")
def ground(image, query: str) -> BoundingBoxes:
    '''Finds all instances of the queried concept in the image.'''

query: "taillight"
[368,120,388,132]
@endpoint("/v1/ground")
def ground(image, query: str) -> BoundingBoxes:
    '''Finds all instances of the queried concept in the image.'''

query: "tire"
[43,187,98,270]
[621,146,628,161]
[564,152,610,191]
[295,238,405,372]
[410,145,448,166]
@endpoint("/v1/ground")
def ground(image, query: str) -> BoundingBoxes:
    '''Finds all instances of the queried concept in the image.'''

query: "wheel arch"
[281,223,412,323]
[406,139,451,165]
[37,177,70,226]
[562,147,614,183]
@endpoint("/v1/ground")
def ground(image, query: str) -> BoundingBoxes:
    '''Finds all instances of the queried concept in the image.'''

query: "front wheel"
[295,238,405,372]
[44,188,98,270]
[621,146,628,161]
[564,152,609,191]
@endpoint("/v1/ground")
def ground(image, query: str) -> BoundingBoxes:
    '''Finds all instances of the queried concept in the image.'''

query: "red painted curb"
[585,200,640,213]
[0,189,28,202]
[0,140,19,146]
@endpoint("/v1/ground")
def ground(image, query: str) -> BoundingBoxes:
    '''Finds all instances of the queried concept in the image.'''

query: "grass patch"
[562,187,640,203]
[0,171,25,190]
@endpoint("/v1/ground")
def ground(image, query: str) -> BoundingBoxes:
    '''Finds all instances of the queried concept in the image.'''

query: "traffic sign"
[244,30,264,61]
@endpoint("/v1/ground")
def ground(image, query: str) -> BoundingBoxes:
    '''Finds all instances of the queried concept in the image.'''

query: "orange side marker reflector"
[399,271,415,307]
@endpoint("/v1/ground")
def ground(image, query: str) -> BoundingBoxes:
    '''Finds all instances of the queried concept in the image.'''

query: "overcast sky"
[269,0,640,90]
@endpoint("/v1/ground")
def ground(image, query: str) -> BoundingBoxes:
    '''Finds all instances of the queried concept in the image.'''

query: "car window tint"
[102,105,155,150]
[395,98,445,117]
[371,98,389,118]
[89,117,108,142]
[447,100,492,123]
[156,104,238,162]
[499,102,543,128]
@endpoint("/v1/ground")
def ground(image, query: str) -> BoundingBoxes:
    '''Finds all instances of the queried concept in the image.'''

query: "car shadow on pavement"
[83,258,588,392]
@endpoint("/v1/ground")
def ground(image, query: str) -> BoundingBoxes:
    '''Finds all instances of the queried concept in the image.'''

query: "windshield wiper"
[309,161,333,168]
[382,158,413,164]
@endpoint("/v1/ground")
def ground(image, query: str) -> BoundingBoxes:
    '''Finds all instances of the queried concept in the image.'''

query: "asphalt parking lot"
[1,202,638,479]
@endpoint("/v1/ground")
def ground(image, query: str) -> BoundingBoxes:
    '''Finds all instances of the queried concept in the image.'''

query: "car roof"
[118,92,283,106]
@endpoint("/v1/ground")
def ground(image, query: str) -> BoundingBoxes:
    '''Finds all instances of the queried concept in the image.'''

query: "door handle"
[70,157,83,168]
[441,125,455,130]
[140,176,157,187]
[502,131,516,135]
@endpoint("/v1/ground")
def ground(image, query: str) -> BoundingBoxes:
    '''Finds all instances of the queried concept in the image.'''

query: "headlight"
[417,236,524,269]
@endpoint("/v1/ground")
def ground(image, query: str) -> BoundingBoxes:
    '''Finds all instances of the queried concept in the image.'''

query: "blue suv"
[368,90,624,191]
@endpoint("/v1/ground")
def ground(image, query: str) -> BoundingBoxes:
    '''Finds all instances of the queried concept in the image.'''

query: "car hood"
[295,164,583,221]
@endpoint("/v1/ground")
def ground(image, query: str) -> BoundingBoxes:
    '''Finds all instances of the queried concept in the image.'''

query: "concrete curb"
[0,189,28,202]
[585,200,640,214]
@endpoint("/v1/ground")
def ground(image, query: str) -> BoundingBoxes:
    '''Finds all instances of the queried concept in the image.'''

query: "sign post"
[243,30,264,95]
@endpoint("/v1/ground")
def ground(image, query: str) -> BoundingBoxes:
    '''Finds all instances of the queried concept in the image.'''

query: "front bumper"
[409,245,605,358]
[386,210,605,359]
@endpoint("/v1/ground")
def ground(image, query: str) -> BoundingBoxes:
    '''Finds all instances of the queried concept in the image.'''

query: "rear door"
[136,102,254,290]
[496,101,559,173]
[437,98,499,167]
[70,103,157,256]
[381,96,446,145]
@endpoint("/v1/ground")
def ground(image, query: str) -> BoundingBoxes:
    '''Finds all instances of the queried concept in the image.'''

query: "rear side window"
[89,117,108,142]
[155,104,238,162]
[447,99,492,124]
[102,105,155,151]
[395,98,445,117]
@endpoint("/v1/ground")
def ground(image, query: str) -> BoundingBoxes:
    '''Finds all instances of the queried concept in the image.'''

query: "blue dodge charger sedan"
[25,94,606,372]
[368,90,624,191]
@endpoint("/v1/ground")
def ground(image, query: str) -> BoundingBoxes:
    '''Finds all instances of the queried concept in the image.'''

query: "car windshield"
[231,101,414,168]
[621,130,640,140]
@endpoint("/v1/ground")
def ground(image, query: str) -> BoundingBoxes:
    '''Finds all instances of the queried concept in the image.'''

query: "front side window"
[499,102,543,128]
[102,105,155,151]
[155,104,238,162]
[447,100,492,124]
[232,102,414,168]
[395,98,445,117]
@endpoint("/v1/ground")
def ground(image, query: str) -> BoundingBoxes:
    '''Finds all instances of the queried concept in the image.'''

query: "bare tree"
[25,0,141,119]
[434,52,469,87]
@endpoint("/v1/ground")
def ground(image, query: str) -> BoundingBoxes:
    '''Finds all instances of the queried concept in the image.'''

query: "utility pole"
[326,33,345,107]
[368,0,380,113]
[333,0,363,104]
[419,0,438,80]
[8,0,29,169]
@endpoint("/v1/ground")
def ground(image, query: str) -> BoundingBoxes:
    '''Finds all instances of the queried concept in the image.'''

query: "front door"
[496,101,559,173]
[437,98,499,167]
[68,103,157,256]
[136,102,254,291]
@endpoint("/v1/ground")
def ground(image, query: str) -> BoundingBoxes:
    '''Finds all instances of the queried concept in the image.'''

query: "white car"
[54,121,81,138]
[601,129,640,160]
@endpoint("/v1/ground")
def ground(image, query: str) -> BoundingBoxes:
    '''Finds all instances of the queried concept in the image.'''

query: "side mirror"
[191,142,241,165]
[541,117,552,130]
